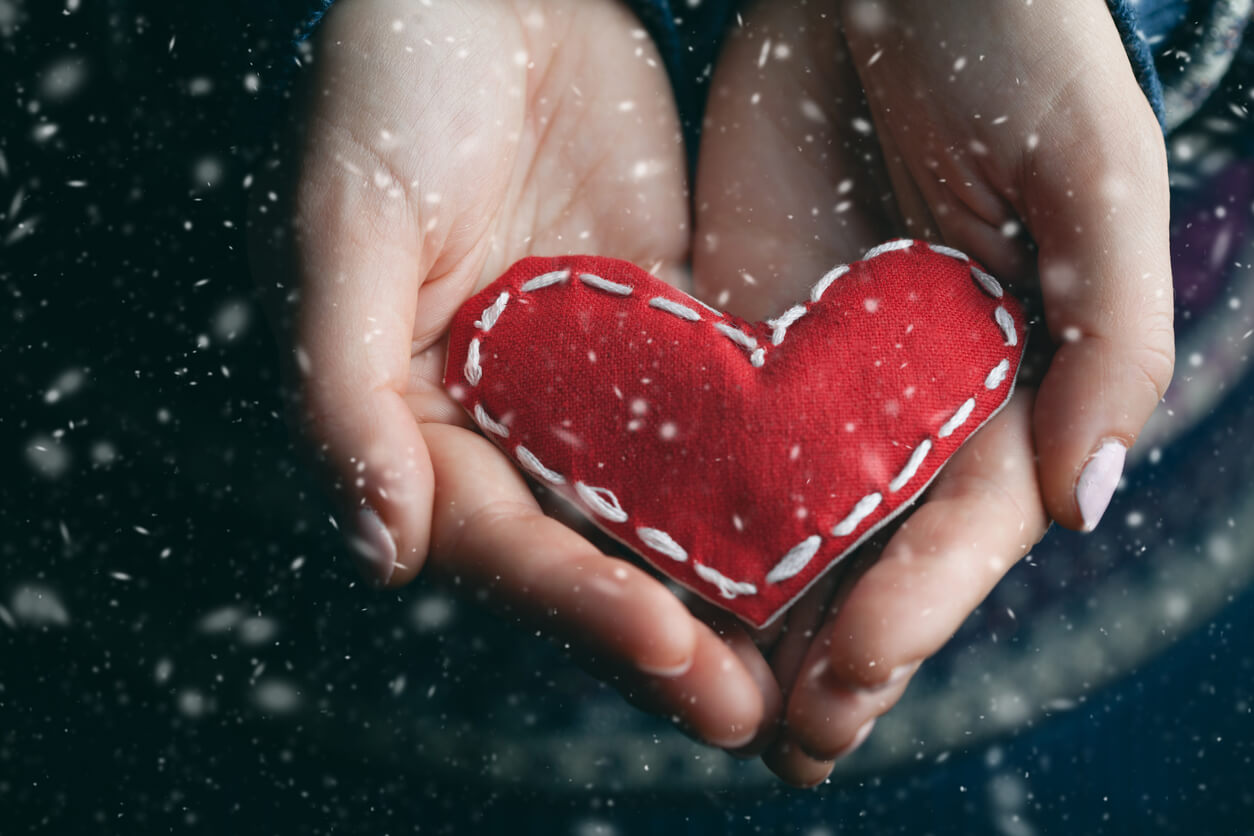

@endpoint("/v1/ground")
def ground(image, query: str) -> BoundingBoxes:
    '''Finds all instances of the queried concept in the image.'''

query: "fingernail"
[1076,439,1126,532]
[348,507,397,586]
[710,724,759,750]
[832,718,875,760]
[638,656,694,679]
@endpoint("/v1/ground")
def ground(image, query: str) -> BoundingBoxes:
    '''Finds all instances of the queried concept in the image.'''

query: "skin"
[250,0,1173,787]
[694,0,1173,784]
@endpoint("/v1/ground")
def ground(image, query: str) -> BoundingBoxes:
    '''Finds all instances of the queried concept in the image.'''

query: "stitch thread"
[693,562,758,599]
[648,296,702,322]
[575,482,629,523]
[475,291,510,332]
[473,403,509,438]
[862,239,914,259]
[636,527,688,562]
[928,243,969,262]
[971,266,1004,299]
[750,348,765,367]
[938,397,976,439]
[715,322,759,352]
[765,535,823,584]
[832,492,883,537]
[994,306,1017,346]
[515,445,564,484]
[985,359,1011,389]
[520,269,570,292]
[889,440,933,493]
[579,272,633,296]
[810,264,849,303]
[768,304,808,345]
[464,338,483,385]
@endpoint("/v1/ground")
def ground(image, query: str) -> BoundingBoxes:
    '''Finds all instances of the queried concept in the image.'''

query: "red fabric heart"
[443,240,1027,627]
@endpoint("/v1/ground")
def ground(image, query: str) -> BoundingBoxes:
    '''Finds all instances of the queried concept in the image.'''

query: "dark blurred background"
[2,1,1254,833]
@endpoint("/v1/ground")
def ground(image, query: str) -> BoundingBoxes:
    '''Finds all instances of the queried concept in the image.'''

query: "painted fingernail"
[833,718,876,760]
[348,507,397,586]
[1076,440,1126,532]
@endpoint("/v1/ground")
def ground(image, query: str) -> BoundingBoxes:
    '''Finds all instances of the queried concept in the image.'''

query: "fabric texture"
[442,242,1027,626]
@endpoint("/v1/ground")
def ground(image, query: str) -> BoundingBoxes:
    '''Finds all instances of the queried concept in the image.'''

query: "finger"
[1026,78,1174,532]
[250,127,435,589]
[692,2,897,320]
[684,606,783,757]
[624,618,774,751]
[785,391,1047,757]
[762,738,836,789]
[765,564,848,701]
[421,423,777,746]
[421,423,699,678]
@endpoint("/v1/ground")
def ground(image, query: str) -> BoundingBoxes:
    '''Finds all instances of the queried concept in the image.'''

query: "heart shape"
[443,240,1027,627]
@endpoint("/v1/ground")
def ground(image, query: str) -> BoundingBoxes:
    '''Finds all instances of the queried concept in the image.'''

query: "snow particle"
[799,99,827,124]
[10,584,70,627]
[411,594,455,633]
[252,679,301,714]
[26,434,70,479]
[40,55,88,102]
[212,299,251,341]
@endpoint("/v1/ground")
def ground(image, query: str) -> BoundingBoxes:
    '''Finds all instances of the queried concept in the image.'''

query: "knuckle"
[1127,330,1175,403]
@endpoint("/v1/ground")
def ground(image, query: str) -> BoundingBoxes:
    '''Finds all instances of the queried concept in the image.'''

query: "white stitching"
[515,445,564,484]
[636,527,688,562]
[715,322,759,352]
[888,440,932,493]
[938,397,976,439]
[985,359,1011,389]
[473,403,509,438]
[971,266,1004,298]
[579,272,633,296]
[767,304,808,345]
[862,239,914,259]
[994,306,1017,346]
[765,535,823,584]
[520,269,570,292]
[928,243,969,262]
[648,296,701,322]
[475,291,509,332]
[575,482,629,523]
[693,562,758,599]
[832,492,883,537]
[750,348,765,367]
[464,338,482,386]
[810,264,849,303]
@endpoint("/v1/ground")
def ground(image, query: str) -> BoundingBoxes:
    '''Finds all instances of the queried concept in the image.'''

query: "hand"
[248,0,780,752]
[693,0,1173,784]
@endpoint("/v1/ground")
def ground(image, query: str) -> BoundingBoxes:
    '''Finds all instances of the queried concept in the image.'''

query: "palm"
[254,0,778,757]
[690,0,1167,784]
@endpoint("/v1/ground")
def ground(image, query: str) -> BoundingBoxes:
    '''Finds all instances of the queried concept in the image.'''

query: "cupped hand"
[693,0,1172,785]
[248,0,781,752]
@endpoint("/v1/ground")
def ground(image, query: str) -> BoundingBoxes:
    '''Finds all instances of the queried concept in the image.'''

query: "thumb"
[1026,101,1174,532]
[250,147,434,588]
